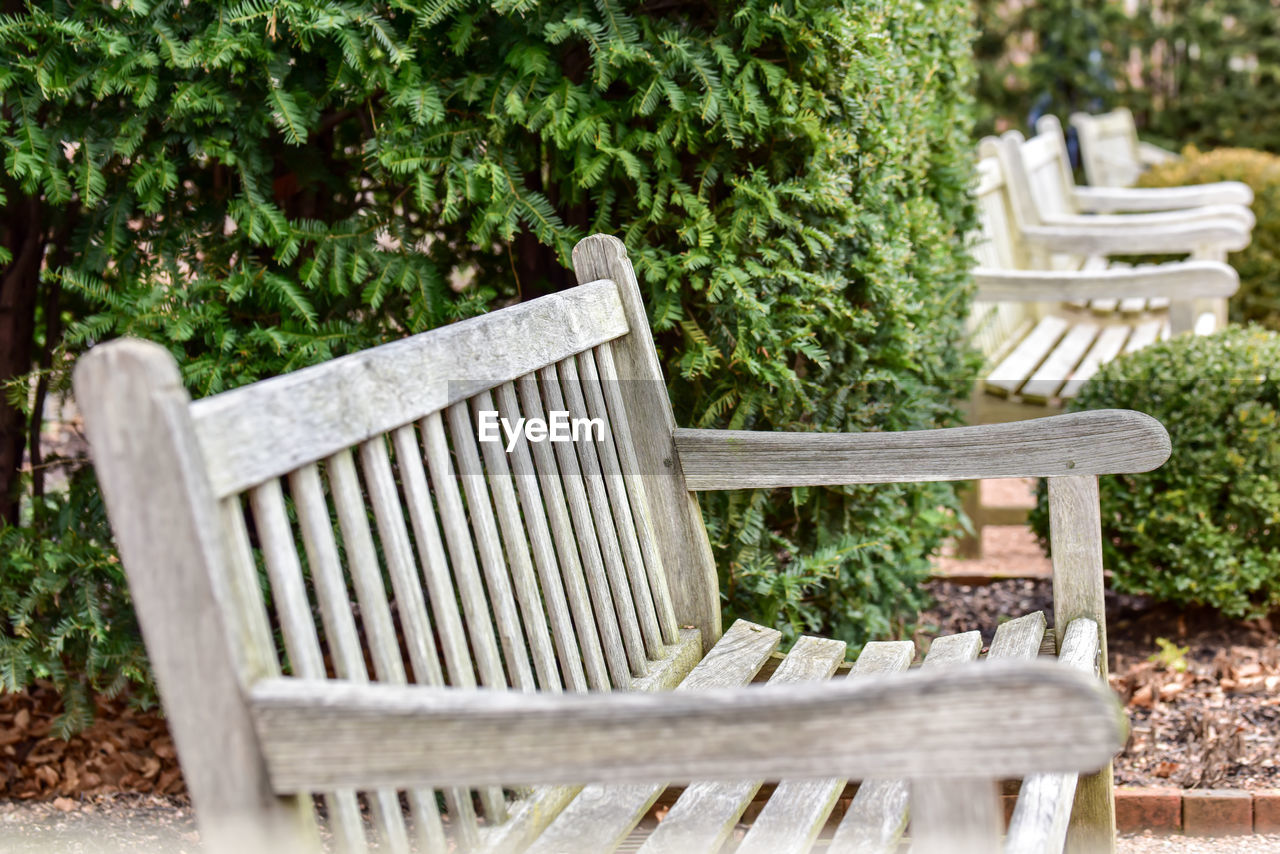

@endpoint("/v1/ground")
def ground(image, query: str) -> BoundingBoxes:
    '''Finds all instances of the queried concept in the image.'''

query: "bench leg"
[1047,475,1116,854]
[955,483,983,559]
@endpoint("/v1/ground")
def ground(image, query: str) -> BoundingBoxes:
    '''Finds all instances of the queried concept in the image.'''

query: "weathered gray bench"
[77,235,1166,854]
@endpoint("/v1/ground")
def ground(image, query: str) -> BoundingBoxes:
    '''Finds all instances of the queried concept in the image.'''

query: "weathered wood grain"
[1048,477,1116,854]
[521,620,780,854]
[74,340,318,854]
[827,635,982,854]
[911,778,1003,854]
[248,660,1123,792]
[740,640,913,854]
[675,409,1170,490]
[572,235,722,650]
[535,363,640,685]
[511,373,616,692]
[636,636,846,854]
[972,261,1238,303]
[325,448,443,847]
[1005,618,1104,854]
[191,279,627,498]
[488,382,590,693]
[555,355,657,671]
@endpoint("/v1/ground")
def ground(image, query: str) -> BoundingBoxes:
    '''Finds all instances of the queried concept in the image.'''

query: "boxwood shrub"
[1030,327,1280,617]
[1138,148,1280,330]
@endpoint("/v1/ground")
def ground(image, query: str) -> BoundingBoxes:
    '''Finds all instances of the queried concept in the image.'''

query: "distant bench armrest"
[973,261,1238,302]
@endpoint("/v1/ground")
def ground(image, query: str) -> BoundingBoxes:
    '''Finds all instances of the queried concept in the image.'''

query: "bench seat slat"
[1059,325,1130,400]
[1005,619,1102,854]
[635,636,846,854]
[985,316,1070,396]
[735,641,914,854]
[827,631,983,854]
[1123,319,1163,353]
[522,620,781,854]
[1019,323,1099,402]
[191,279,629,498]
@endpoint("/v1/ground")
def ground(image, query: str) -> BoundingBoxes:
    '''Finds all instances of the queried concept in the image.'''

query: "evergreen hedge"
[0,0,978,726]
[974,0,1280,151]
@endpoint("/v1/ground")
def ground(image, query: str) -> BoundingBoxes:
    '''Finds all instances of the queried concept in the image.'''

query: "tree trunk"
[0,195,45,526]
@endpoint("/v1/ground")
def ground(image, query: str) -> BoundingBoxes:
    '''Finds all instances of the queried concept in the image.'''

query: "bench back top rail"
[74,235,721,852]
[1071,108,1144,188]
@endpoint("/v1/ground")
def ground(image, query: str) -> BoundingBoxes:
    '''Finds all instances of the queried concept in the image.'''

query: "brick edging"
[1115,787,1280,835]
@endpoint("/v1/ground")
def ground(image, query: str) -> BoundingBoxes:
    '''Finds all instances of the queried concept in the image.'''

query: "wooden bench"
[76,235,1165,854]
[957,146,1238,556]
[1069,108,1179,189]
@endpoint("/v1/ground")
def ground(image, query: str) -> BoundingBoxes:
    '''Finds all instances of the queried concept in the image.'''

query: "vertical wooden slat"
[572,350,665,659]
[514,374,617,691]
[288,465,390,854]
[1048,475,1115,854]
[445,401,538,692]
[360,437,471,849]
[471,391,570,691]
[390,424,480,688]
[419,411,512,823]
[325,449,417,853]
[554,355,652,672]
[247,480,368,854]
[492,382,591,692]
[386,426,486,847]
[536,362,640,684]
[829,635,980,854]
[571,236,723,651]
[592,344,679,644]
[469,389,563,692]
[418,412,510,689]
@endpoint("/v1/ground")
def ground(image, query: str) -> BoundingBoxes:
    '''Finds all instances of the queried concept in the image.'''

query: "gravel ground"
[2,798,1278,852]
[1119,832,1280,852]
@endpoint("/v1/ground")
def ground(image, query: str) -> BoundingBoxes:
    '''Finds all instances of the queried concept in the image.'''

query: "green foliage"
[974,0,1280,150]
[2,0,979,717]
[1148,637,1189,672]
[1030,327,1280,618]
[1138,148,1280,329]
[0,468,149,737]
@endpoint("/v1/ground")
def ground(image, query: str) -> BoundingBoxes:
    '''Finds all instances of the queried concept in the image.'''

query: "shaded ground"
[922,581,1280,790]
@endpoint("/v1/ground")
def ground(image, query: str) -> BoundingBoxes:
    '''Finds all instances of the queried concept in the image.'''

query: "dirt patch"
[0,684,183,801]
[922,578,1280,790]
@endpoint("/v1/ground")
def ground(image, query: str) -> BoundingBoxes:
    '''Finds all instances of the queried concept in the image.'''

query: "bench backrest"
[968,145,1042,364]
[74,235,720,851]
[1070,108,1143,188]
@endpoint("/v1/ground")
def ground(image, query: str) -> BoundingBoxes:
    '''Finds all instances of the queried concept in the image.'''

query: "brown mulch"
[0,684,185,802]
[922,578,1280,790]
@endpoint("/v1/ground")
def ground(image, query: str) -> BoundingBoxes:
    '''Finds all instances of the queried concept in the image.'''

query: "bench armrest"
[249,662,1123,791]
[1021,219,1251,256]
[673,410,1169,491]
[973,261,1238,302]
[1137,141,1179,167]
[1073,183,1253,213]
[1047,204,1254,231]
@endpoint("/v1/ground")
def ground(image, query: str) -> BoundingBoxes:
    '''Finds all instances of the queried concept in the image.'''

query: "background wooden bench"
[957,138,1243,557]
